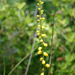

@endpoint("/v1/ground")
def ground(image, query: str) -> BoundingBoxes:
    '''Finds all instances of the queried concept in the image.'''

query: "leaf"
[15,2,26,10]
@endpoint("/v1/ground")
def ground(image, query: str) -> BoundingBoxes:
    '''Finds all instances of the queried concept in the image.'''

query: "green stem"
[48,15,54,75]
[8,53,29,75]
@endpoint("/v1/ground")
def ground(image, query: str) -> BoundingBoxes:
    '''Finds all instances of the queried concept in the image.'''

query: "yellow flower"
[38,25,41,28]
[41,10,44,14]
[43,43,48,47]
[42,18,45,20]
[42,60,45,64]
[40,72,44,75]
[38,47,42,51]
[37,30,40,33]
[41,34,46,37]
[40,18,45,20]
[40,57,43,61]
[37,3,40,6]
[38,50,42,54]
[42,68,44,71]
[42,26,45,29]
[45,64,50,68]
[37,19,40,22]
[38,8,41,10]
[39,36,42,39]
[40,39,43,42]
[40,18,43,20]
[37,33,40,36]
[40,1,44,5]
[43,52,48,56]
[37,15,40,17]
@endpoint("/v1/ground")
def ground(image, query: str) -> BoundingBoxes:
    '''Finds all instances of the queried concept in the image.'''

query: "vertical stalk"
[25,5,38,75]
[25,30,37,75]
[48,14,54,75]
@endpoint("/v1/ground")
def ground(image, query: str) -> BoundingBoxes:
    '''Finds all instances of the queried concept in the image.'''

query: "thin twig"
[49,26,54,65]
[25,5,38,75]
[25,29,37,75]
[48,26,54,75]
[8,45,39,75]
[48,14,54,75]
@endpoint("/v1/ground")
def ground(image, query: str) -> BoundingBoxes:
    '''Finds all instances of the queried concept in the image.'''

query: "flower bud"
[38,47,42,51]
[38,50,42,54]
[42,60,45,64]
[45,64,50,68]
[40,72,44,75]
[40,57,43,61]
[50,22,54,26]
[43,52,48,57]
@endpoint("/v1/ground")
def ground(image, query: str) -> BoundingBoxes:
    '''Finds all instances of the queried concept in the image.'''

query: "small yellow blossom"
[40,39,43,42]
[38,47,42,51]
[37,33,40,36]
[42,18,45,20]
[43,43,48,47]
[38,25,41,28]
[37,15,40,17]
[41,34,46,37]
[37,3,40,6]
[38,8,41,10]
[42,26,45,29]
[37,19,40,22]
[43,52,48,56]
[45,64,50,68]
[42,68,44,71]
[39,36,42,39]
[40,18,42,20]
[40,57,43,61]
[40,18,45,20]
[41,10,44,14]
[40,72,44,75]
[38,50,42,54]
[37,30,40,33]
[42,60,45,64]
[40,1,44,5]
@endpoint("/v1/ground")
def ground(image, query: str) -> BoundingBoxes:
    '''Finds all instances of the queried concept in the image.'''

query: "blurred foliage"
[0,0,75,75]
